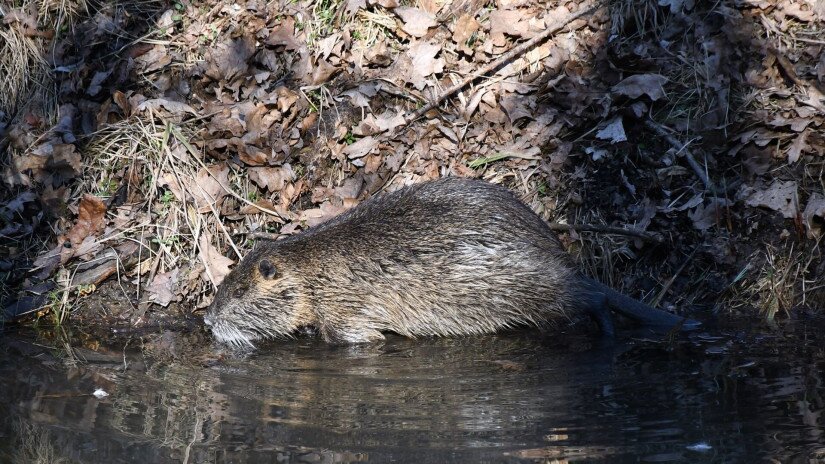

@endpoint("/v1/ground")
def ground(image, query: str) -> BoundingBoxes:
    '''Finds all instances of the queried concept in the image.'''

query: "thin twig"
[391,0,603,134]
[547,222,663,243]
[651,247,697,307]
[249,231,281,241]
[643,119,716,193]
[790,36,825,45]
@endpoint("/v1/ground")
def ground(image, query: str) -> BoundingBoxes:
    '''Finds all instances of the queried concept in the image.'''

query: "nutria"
[204,177,697,347]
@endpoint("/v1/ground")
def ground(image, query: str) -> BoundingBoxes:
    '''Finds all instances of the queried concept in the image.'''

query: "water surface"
[1,322,823,463]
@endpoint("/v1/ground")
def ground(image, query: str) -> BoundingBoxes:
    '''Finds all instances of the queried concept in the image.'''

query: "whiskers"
[210,322,256,349]
[207,312,302,348]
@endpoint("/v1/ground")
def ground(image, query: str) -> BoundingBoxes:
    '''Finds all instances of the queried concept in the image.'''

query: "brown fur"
[204,177,692,347]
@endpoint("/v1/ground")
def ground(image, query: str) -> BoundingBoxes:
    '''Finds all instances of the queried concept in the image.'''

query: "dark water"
[0,322,824,463]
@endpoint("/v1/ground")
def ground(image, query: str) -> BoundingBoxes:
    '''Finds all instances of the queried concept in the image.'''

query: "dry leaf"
[134,45,172,74]
[3,192,36,214]
[500,94,535,123]
[658,0,694,13]
[742,181,798,218]
[205,35,256,81]
[586,146,609,161]
[18,143,82,178]
[345,0,366,15]
[198,235,235,286]
[375,111,406,132]
[148,268,179,307]
[249,165,296,191]
[786,130,810,163]
[239,199,280,215]
[369,0,398,8]
[87,70,112,97]
[780,1,816,21]
[311,58,339,85]
[395,7,437,38]
[596,117,627,144]
[417,0,441,14]
[689,198,728,231]
[452,14,480,50]
[299,201,346,227]
[2,8,39,31]
[74,235,103,261]
[266,17,300,50]
[66,195,107,246]
[342,136,379,159]
[48,144,83,177]
[335,176,365,200]
[741,145,771,177]
[12,151,47,174]
[276,87,300,113]
[365,39,392,66]
[192,164,230,213]
[490,10,529,47]
[136,98,198,116]
[32,243,74,279]
[405,40,444,90]
[238,144,270,166]
[612,74,668,101]
[803,193,825,238]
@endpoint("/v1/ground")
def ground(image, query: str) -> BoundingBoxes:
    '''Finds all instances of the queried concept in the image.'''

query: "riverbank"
[1,0,823,332]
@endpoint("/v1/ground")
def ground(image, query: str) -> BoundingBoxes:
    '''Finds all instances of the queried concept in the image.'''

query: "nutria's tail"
[581,276,701,331]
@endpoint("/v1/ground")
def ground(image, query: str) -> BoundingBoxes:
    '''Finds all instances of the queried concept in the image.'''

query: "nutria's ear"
[258,259,279,279]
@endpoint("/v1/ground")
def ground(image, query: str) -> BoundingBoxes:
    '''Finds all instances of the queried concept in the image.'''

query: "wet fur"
[205,177,691,347]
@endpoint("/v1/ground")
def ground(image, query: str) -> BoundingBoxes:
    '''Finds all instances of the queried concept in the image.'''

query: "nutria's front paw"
[322,326,386,344]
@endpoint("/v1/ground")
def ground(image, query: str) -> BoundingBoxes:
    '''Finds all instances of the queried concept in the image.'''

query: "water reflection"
[0,324,823,463]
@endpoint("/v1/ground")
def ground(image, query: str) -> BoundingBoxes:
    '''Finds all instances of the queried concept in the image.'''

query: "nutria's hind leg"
[579,292,616,338]
[582,277,701,331]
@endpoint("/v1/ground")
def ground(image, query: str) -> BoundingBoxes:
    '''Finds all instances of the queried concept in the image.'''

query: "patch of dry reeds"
[725,243,820,321]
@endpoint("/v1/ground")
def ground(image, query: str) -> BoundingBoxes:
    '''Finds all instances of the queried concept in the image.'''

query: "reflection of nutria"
[205,177,697,347]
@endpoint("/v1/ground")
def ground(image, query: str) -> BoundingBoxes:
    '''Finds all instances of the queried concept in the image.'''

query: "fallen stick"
[643,119,716,193]
[392,0,604,134]
[249,231,282,241]
[547,222,664,243]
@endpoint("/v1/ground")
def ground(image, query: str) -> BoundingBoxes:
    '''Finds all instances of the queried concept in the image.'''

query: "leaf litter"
[0,0,824,329]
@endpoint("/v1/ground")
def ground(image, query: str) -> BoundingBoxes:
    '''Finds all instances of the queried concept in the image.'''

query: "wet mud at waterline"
[1,321,824,463]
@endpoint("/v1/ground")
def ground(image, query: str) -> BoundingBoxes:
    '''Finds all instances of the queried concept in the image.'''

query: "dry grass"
[79,115,250,307]
[11,419,75,464]
[568,210,638,287]
[353,7,397,46]
[0,0,89,132]
[609,0,731,135]
[37,0,88,32]
[299,0,343,45]
[0,21,53,121]
[85,117,204,287]
[609,0,665,42]
[726,243,820,321]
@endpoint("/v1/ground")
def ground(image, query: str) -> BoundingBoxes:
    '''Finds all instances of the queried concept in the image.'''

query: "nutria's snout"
[204,251,319,348]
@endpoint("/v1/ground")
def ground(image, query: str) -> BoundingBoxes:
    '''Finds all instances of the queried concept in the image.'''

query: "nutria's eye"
[233,286,248,298]
[258,259,278,279]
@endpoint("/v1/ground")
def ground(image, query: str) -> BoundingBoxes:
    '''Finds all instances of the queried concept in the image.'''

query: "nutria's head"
[204,246,313,348]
